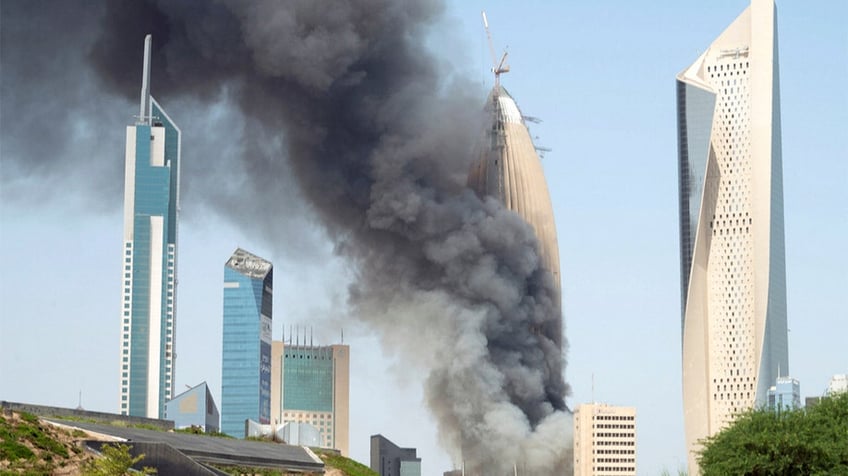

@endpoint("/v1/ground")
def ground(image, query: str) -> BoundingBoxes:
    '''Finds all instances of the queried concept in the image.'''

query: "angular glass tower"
[119,35,181,419]
[676,0,788,471]
[221,248,273,437]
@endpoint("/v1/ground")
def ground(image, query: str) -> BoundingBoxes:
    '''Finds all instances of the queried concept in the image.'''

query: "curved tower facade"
[468,85,562,344]
[676,0,788,472]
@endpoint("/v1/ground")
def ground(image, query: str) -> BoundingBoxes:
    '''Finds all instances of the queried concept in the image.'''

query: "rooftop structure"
[164,382,219,433]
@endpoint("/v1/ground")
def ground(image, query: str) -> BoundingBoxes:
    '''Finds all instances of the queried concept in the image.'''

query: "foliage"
[82,443,157,476]
[52,414,98,424]
[210,463,288,475]
[0,412,67,462]
[174,425,204,434]
[698,392,848,476]
[315,449,378,476]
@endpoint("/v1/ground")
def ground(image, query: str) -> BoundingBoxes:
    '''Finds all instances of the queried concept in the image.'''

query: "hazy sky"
[1,1,846,474]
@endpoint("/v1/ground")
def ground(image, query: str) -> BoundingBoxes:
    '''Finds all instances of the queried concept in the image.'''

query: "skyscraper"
[467,84,562,345]
[370,434,422,476]
[767,376,800,411]
[119,35,181,419]
[676,0,788,470]
[271,338,350,455]
[573,403,636,476]
[220,248,273,437]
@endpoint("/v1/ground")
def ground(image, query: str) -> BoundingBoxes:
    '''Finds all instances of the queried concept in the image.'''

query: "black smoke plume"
[1,0,571,472]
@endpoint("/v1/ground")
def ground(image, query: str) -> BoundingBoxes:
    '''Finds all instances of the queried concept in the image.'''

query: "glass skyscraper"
[221,248,273,437]
[120,35,181,419]
[676,0,788,472]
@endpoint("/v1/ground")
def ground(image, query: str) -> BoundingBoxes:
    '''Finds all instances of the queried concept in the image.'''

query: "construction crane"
[482,11,510,89]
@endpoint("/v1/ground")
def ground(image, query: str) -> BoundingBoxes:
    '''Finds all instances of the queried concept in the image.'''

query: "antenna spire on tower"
[481,11,510,89]
[139,35,152,125]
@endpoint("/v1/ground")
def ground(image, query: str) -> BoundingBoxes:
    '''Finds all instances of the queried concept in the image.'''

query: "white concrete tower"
[675,0,788,472]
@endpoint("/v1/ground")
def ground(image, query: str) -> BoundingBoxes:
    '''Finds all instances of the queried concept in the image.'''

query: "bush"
[698,392,848,475]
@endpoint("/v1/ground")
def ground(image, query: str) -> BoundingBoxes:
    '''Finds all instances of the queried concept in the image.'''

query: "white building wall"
[677,1,788,473]
[573,403,636,476]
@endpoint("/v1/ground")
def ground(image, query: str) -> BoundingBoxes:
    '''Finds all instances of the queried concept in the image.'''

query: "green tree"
[82,443,157,476]
[698,391,848,475]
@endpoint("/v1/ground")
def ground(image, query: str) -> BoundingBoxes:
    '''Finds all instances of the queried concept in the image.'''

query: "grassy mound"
[0,411,88,474]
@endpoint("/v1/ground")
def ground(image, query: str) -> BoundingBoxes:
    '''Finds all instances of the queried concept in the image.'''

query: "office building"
[676,0,788,471]
[573,403,636,476]
[220,248,273,437]
[767,376,800,411]
[119,35,182,419]
[271,338,350,455]
[371,434,422,476]
[164,382,219,433]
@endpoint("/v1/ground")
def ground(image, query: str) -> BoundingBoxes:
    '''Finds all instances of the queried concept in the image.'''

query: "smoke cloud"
[1,0,571,472]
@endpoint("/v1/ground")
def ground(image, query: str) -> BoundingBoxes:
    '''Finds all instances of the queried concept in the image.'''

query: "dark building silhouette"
[370,434,421,476]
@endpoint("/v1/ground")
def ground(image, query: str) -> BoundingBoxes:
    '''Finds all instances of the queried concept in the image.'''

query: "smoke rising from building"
[1,0,571,472]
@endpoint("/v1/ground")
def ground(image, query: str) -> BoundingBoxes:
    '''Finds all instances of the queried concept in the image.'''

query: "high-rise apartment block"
[119,35,181,419]
[573,403,636,476]
[220,248,273,437]
[767,376,800,411]
[370,434,422,476]
[676,0,788,471]
[270,339,349,455]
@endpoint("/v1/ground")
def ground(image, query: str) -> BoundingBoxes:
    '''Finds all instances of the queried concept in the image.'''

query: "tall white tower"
[676,0,788,472]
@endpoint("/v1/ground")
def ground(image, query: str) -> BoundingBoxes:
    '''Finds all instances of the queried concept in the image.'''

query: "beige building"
[270,340,350,455]
[468,84,562,346]
[573,403,636,476]
[676,0,788,473]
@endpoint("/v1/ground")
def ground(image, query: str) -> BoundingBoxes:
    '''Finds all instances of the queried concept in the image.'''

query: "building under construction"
[467,13,562,346]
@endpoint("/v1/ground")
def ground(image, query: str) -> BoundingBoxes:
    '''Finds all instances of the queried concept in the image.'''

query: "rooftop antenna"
[340,328,344,344]
[481,11,509,90]
[139,35,152,125]
[310,327,314,347]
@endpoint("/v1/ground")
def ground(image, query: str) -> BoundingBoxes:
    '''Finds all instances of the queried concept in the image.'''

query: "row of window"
[594,449,635,455]
[594,432,635,439]
[595,440,635,446]
[593,458,635,464]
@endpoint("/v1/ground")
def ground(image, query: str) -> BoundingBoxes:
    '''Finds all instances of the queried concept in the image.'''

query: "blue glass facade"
[675,80,715,322]
[221,249,273,437]
[283,346,334,412]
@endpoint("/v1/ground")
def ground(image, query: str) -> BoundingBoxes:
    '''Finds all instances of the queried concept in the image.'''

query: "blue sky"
[1,1,846,474]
